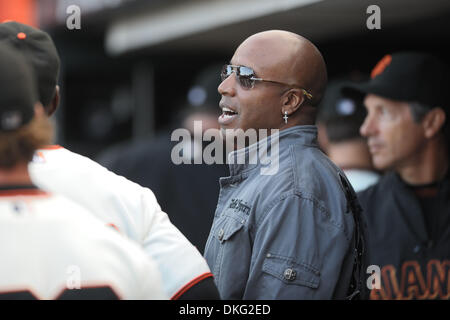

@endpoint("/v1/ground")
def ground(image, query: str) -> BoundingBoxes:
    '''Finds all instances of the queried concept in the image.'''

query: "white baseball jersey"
[0,187,167,300]
[29,146,213,299]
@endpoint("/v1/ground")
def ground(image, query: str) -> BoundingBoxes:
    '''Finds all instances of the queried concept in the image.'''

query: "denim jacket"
[204,125,359,299]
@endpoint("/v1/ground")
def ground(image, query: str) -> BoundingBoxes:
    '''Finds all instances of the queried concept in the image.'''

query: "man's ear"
[46,85,60,117]
[422,107,446,139]
[281,88,305,115]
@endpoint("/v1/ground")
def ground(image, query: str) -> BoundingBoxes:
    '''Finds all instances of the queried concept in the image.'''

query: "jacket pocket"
[262,253,320,288]
[214,215,245,243]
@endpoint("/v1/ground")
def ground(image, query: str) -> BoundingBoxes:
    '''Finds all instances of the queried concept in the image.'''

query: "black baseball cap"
[318,79,367,142]
[341,52,450,111]
[0,45,38,132]
[318,79,366,122]
[0,21,60,106]
[186,63,222,112]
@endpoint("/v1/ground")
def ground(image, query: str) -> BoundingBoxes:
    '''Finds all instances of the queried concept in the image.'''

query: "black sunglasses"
[220,64,313,99]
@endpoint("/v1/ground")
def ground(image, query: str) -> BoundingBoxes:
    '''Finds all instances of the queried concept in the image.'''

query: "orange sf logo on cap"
[371,54,392,79]
[17,32,27,40]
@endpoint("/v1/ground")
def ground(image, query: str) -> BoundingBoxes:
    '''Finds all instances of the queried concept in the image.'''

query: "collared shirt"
[204,125,358,299]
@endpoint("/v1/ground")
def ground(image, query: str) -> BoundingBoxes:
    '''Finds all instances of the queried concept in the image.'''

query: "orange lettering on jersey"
[371,54,392,79]
[370,264,400,300]
[401,261,426,300]
[425,260,450,300]
[369,288,381,300]
[371,260,450,300]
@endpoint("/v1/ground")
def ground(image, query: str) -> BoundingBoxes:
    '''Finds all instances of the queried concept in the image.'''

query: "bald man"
[204,30,366,299]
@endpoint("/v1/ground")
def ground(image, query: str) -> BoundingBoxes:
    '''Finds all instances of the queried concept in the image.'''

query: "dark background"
[34,0,450,159]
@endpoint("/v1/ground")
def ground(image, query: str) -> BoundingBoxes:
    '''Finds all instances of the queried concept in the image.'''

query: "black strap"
[339,172,367,300]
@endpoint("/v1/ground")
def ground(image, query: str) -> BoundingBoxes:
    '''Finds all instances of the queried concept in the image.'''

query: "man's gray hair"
[409,101,431,123]
[409,101,450,146]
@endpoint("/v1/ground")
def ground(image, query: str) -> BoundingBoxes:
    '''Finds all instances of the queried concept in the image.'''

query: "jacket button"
[218,229,224,241]
[283,268,297,281]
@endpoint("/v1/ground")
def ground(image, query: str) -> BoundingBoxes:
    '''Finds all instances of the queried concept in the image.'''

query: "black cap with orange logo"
[0,21,60,107]
[341,52,450,111]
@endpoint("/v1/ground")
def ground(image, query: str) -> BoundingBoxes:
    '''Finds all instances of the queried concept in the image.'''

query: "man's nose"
[360,114,377,137]
[218,73,237,97]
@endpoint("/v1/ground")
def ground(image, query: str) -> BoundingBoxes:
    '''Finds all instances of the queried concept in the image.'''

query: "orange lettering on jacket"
[370,260,449,300]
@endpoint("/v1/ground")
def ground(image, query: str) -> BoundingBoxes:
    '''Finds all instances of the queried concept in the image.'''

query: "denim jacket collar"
[226,125,318,176]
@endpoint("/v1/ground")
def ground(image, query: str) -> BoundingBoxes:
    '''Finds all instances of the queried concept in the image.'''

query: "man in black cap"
[342,52,450,300]
[0,21,219,300]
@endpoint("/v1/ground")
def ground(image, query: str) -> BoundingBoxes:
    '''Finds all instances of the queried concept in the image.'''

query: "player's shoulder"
[29,144,115,183]
[32,145,90,164]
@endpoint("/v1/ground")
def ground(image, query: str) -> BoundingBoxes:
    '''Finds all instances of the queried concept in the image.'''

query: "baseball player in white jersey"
[0,44,167,300]
[29,146,214,299]
[0,21,219,299]
[0,188,167,300]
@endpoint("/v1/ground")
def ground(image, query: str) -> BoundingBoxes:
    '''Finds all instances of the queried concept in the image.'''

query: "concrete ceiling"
[104,0,450,56]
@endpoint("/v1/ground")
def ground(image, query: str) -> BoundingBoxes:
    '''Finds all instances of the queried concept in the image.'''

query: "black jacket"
[358,171,450,300]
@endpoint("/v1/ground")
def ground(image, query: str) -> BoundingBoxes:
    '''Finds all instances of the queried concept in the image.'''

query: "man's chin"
[372,155,392,172]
